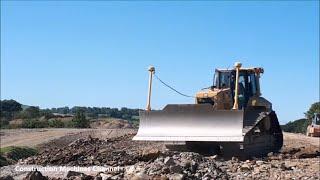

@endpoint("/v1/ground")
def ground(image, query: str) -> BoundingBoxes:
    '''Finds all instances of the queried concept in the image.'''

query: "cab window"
[248,74,257,96]
[219,72,231,88]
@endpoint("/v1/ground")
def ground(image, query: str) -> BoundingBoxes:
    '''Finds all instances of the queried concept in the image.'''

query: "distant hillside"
[0,99,140,129]
[281,118,311,134]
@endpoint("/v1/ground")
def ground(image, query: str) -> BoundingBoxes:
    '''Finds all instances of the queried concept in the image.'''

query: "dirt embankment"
[283,132,319,147]
[0,128,136,148]
[90,118,133,129]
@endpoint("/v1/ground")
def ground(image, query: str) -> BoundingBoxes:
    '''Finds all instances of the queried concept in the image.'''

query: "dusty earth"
[0,118,134,148]
[0,129,91,148]
[0,129,319,180]
[90,119,133,129]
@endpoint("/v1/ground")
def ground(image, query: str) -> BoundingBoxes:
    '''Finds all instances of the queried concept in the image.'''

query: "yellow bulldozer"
[133,62,283,158]
[306,113,320,137]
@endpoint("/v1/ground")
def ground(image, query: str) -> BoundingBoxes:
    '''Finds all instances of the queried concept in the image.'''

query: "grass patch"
[0,146,37,167]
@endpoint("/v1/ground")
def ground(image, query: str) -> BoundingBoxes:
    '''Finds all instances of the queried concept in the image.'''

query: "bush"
[0,118,9,129]
[8,123,22,129]
[130,119,140,128]
[16,106,41,119]
[40,110,55,119]
[48,119,65,128]
[281,118,312,134]
[22,119,49,128]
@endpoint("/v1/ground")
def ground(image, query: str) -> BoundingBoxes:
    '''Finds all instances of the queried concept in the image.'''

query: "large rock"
[190,162,198,173]
[284,161,298,169]
[170,165,183,174]
[240,163,251,171]
[167,173,184,180]
[141,148,160,161]
[23,170,48,180]
[179,160,191,168]
[255,160,264,166]
[65,171,94,180]
[161,166,170,174]
[94,175,102,180]
[66,171,85,178]
[99,173,113,180]
[0,176,14,180]
[130,172,151,180]
[164,157,175,166]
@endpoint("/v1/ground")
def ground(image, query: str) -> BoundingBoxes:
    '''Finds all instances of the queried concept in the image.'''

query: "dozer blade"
[133,104,244,142]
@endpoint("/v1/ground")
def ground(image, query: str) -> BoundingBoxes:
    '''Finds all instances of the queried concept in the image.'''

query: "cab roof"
[216,67,264,74]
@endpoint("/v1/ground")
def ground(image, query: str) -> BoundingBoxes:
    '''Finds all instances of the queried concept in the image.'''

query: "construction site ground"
[0,128,319,179]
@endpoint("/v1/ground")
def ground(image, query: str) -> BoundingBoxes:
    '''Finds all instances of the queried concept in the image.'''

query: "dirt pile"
[280,142,320,159]
[90,119,133,129]
[22,135,143,166]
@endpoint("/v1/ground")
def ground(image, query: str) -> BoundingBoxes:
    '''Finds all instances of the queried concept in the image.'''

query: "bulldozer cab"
[213,68,261,109]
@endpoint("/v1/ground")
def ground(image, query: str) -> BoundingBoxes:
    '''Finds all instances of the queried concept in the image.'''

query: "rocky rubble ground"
[1,134,319,180]
[124,152,320,180]
[22,135,141,166]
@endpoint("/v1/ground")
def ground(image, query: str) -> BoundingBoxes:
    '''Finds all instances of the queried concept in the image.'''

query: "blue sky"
[1,1,319,124]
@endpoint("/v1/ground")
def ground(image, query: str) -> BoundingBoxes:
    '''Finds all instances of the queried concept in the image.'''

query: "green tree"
[305,102,320,120]
[56,107,70,114]
[282,102,320,133]
[24,106,40,119]
[0,100,22,127]
[1,100,22,112]
[72,110,89,128]
[40,109,54,119]
[0,100,22,119]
